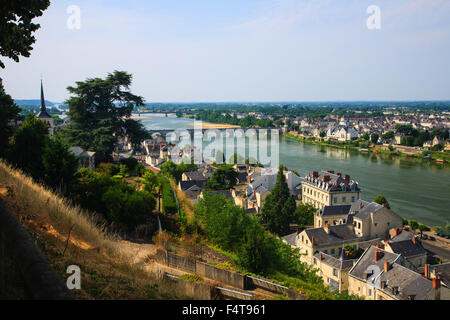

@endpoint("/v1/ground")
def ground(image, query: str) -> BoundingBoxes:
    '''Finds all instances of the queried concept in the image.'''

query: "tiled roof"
[349,246,401,281]
[354,202,383,220]
[304,224,358,246]
[387,239,427,258]
[318,205,352,217]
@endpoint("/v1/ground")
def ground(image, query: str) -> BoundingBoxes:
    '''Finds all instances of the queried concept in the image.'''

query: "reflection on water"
[138,114,450,227]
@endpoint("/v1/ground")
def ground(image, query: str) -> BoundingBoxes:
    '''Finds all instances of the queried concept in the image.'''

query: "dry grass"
[0,160,183,300]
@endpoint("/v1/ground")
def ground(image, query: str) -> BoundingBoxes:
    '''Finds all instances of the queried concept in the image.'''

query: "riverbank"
[283,133,450,165]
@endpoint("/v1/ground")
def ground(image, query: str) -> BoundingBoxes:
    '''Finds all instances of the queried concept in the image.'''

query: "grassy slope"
[0,160,182,300]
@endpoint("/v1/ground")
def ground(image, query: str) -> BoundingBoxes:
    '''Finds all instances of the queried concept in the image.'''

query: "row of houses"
[280,169,449,300]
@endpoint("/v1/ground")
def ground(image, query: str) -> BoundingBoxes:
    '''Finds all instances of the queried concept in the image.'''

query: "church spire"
[40,79,46,113]
[37,79,51,119]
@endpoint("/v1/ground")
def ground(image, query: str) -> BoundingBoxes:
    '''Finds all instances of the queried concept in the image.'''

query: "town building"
[302,170,360,209]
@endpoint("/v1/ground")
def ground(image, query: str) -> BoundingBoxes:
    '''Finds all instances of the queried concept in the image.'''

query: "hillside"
[0,160,182,300]
[14,99,57,106]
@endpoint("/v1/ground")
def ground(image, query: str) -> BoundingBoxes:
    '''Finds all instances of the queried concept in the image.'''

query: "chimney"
[327,170,335,174]
[337,173,342,177]
[323,175,330,183]
[374,249,383,262]
[424,264,430,279]
[311,236,315,245]
[319,253,323,261]
[384,261,391,272]
[248,177,251,183]
[433,276,441,300]
[412,236,417,245]
[312,171,319,178]
[344,175,350,182]
[395,228,400,236]
[324,223,330,234]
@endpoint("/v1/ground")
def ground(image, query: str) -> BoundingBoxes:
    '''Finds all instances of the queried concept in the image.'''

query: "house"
[312,251,356,292]
[384,237,428,268]
[314,205,352,228]
[348,246,449,300]
[425,263,450,289]
[69,146,96,169]
[433,136,443,146]
[296,223,361,264]
[351,201,403,239]
[302,170,361,209]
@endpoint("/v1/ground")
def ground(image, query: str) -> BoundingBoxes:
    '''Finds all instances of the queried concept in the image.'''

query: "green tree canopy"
[205,164,238,190]
[0,0,50,69]
[0,81,20,157]
[10,115,49,179]
[62,71,146,162]
[374,194,390,209]
[42,135,79,192]
[371,133,379,144]
[261,166,297,235]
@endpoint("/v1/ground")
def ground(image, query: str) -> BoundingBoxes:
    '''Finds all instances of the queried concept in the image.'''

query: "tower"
[37,80,54,135]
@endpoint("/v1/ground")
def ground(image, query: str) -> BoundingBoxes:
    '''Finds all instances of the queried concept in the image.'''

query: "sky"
[1,0,450,103]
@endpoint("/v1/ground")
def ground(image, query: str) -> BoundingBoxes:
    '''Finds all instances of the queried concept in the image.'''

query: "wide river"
[138,114,450,227]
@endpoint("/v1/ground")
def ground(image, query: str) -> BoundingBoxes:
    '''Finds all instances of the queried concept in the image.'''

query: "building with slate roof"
[312,251,357,292]
[348,246,449,300]
[385,237,428,268]
[314,204,352,228]
[302,170,360,209]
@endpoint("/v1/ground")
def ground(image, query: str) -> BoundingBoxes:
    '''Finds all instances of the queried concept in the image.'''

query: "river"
[138,113,450,227]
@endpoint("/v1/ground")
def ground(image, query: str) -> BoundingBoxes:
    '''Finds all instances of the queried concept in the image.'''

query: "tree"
[445,221,450,234]
[319,131,326,138]
[409,220,419,231]
[370,133,379,144]
[63,71,145,162]
[382,131,395,141]
[362,133,370,141]
[205,165,238,190]
[0,80,20,157]
[141,170,159,194]
[10,115,49,179]
[261,166,297,235]
[123,119,149,152]
[295,204,316,227]
[374,195,390,209]
[417,224,428,238]
[0,0,50,69]
[42,135,79,193]
[237,223,275,274]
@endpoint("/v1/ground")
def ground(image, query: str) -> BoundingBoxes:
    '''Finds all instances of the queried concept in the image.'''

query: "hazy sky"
[1,0,450,102]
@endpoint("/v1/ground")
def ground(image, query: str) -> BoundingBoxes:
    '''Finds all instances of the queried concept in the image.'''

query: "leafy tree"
[295,204,316,227]
[362,133,370,141]
[382,131,395,140]
[123,118,149,152]
[237,223,276,274]
[63,71,145,162]
[42,135,79,192]
[0,81,20,157]
[319,131,326,138]
[374,194,390,209]
[10,115,49,179]
[0,0,50,68]
[140,170,159,194]
[261,166,297,235]
[445,221,450,234]
[409,220,419,231]
[205,164,238,190]
[371,133,379,144]
[417,224,428,238]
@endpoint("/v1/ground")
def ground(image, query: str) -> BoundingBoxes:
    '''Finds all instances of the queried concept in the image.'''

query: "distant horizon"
[14,98,450,106]
[3,1,450,102]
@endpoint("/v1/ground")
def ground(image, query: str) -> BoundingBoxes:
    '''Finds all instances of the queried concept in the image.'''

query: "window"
[334,197,337,204]
[313,258,317,265]
[324,250,328,254]
[369,289,372,297]
[352,196,355,202]
[333,268,338,277]
[331,248,335,255]
[342,196,346,203]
